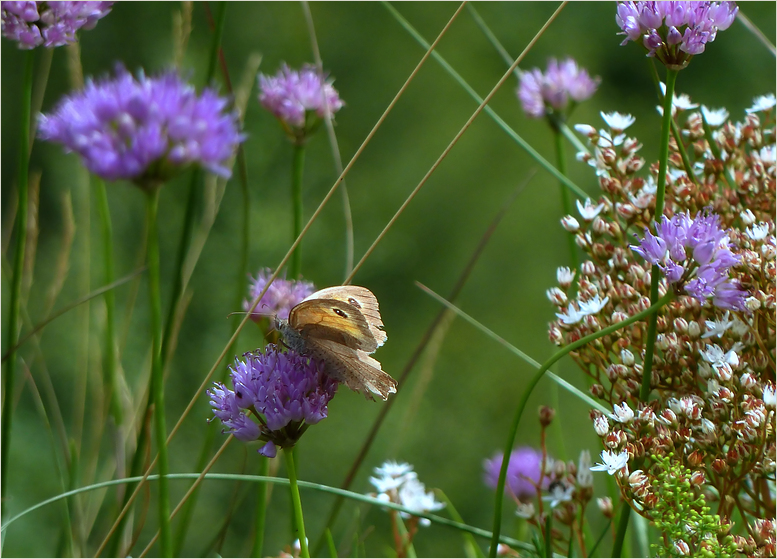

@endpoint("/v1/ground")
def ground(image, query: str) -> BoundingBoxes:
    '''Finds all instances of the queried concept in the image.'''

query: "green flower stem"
[290,142,306,279]
[251,456,270,557]
[553,127,579,272]
[145,188,172,557]
[639,68,678,403]
[1,49,34,514]
[488,290,675,557]
[612,502,631,558]
[284,448,309,558]
[94,176,121,424]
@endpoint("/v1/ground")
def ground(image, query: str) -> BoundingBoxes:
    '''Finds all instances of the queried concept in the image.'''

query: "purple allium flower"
[518,58,599,119]
[244,268,315,322]
[208,344,338,456]
[258,63,344,141]
[483,447,549,500]
[38,67,244,186]
[631,210,748,310]
[1,1,112,49]
[616,1,738,69]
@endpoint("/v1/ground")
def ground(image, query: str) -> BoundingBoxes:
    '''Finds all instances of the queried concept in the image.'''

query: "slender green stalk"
[488,291,674,556]
[553,127,578,272]
[284,448,309,558]
[1,48,35,514]
[94,176,122,424]
[612,503,631,557]
[290,143,306,278]
[145,188,172,557]
[251,457,270,557]
[639,68,678,403]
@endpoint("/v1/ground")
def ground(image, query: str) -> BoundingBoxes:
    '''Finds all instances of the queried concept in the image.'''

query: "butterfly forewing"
[288,299,378,352]
[301,286,387,348]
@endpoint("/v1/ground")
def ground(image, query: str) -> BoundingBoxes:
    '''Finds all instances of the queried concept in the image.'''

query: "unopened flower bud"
[688,450,705,467]
[740,372,757,390]
[581,260,596,276]
[674,540,690,556]
[590,384,605,399]
[561,215,580,232]
[546,287,568,306]
[673,317,688,334]
[620,349,635,366]
[539,405,556,427]
[596,496,613,518]
[557,266,575,288]
[741,209,756,226]
[762,384,776,409]
[592,216,609,236]
[745,296,761,311]
[687,320,701,339]
[593,414,610,436]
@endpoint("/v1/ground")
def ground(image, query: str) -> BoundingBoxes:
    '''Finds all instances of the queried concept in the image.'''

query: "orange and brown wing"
[303,286,387,349]
[288,298,378,352]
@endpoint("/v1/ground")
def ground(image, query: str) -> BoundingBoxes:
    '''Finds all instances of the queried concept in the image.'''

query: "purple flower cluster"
[518,58,599,119]
[209,344,338,457]
[483,447,548,500]
[632,211,747,310]
[244,268,315,322]
[258,63,344,139]
[38,67,244,185]
[1,1,113,49]
[616,1,738,68]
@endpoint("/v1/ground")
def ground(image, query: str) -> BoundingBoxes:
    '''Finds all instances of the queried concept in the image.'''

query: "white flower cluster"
[368,461,445,526]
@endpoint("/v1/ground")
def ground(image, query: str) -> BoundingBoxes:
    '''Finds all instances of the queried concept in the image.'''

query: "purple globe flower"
[483,447,549,500]
[208,344,338,457]
[1,1,113,49]
[631,210,748,310]
[518,58,599,119]
[258,63,344,141]
[616,1,738,69]
[38,67,245,186]
[244,268,315,322]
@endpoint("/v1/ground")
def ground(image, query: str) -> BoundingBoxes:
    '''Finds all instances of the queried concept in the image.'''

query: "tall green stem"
[290,143,306,279]
[1,49,35,514]
[488,291,674,556]
[612,503,631,557]
[145,188,172,557]
[284,448,309,558]
[94,177,121,424]
[553,127,578,272]
[639,68,678,403]
[251,456,270,557]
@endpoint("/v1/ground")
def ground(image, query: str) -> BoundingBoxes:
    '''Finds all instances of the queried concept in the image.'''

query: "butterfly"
[275,285,398,401]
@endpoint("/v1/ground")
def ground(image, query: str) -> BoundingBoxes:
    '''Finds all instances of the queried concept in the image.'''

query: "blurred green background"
[2,2,775,556]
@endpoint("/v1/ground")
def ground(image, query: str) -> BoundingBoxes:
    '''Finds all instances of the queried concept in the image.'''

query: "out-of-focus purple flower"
[258,63,344,141]
[208,344,338,456]
[38,67,244,186]
[518,58,599,119]
[1,1,112,49]
[244,268,315,322]
[631,210,747,310]
[483,447,549,500]
[616,1,738,69]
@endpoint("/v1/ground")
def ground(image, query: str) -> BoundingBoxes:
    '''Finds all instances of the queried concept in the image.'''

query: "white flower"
[701,105,729,127]
[702,311,733,339]
[577,198,605,221]
[369,461,417,493]
[556,303,586,325]
[593,415,610,437]
[699,344,740,377]
[620,348,635,366]
[578,295,609,315]
[763,385,776,409]
[673,92,698,111]
[746,93,776,114]
[759,144,776,164]
[515,502,535,519]
[561,215,580,232]
[740,209,756,226]
[700,418,716,434]
[397,476,445,526]
[543,480,574,507]
[373,460,414,478]
[574,123,597,137]
[577,450,593,488]
[747,222,771,241]
[557,266,576,287]
[590,450,629,476]
[600,111,635,131]
[609,402,634,424]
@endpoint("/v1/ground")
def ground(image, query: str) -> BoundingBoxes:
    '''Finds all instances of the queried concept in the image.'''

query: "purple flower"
[38,67,244,186]
[1,1,113,49]
[483,447,549,500]
[616,1,738,69]
[258,63,344,140]
[244,268,315,322]
[631,210,747,310]
[518,58,599,119]
[208,344,338,455]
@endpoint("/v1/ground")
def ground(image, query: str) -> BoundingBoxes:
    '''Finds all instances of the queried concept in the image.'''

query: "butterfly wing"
[288,298,378,352]
[305,337,398,401]
[302,286,387,349]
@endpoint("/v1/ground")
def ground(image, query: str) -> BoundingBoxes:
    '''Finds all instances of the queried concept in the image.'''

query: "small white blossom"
[561,215,580,232]
[593,415,610,436]
[700,418,716,435]
[600,111,635,131]
[574,123,597,137]
[609,402,634,424]
[578,295,609,315]
[590,450,629,476]
[763,385,776,409]
[759,144,776,165]
[702,311,734,339]
[397,476,444,526]
[515,502,535,519]
[699,344,740,378]
[747,222,771,241]
[700,105,729,127]
[746,93,776,114]
[577,198,605,221]
[620,349,635,366]
[556,303,586,325]
[740,209,757,226]
[557,266,576,287]
[745,296,761,311]
[543,480,574,507]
